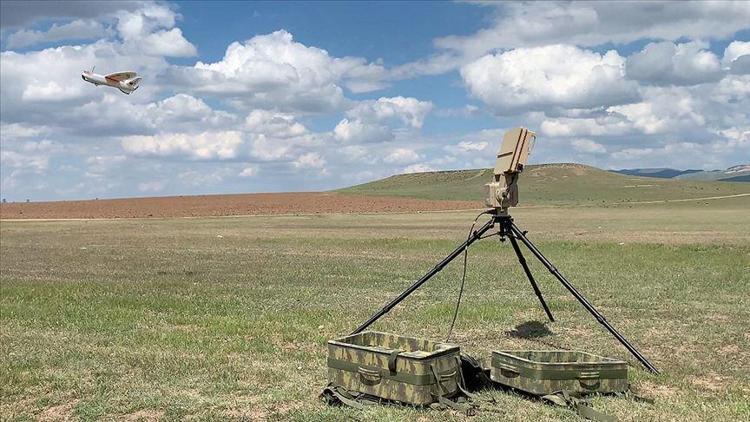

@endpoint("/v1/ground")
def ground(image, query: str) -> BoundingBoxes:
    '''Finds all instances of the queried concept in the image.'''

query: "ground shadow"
[505,321,553,339]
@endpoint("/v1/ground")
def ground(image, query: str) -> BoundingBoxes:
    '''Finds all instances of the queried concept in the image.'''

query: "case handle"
[358,366,382,385]
[497,363,520,378]
[578,371,601,390]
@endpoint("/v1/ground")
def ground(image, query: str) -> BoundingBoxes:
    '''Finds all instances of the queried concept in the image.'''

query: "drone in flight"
[81,67,142,95]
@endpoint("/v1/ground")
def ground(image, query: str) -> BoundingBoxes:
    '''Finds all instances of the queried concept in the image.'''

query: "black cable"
[445,209,494,341]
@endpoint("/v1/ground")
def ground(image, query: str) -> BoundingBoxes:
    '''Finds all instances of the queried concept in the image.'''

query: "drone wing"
[104,71,137,82]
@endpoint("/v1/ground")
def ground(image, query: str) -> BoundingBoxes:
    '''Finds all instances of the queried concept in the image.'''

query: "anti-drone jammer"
[486,127,535,214]
[352,127,659,374]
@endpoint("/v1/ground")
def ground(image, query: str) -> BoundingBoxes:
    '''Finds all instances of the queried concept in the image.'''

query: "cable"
[445,209,494,342]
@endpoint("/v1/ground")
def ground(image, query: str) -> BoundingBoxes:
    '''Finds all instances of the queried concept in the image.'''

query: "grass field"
[2,197,749,420]
[338,163,750,205]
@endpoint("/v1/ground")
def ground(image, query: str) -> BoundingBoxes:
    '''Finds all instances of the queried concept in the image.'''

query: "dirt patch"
[122,409,165,421]
[38,399,79,421]
[0,192,480,220]
[637,381,680,399]
[226,407,267,421]
[691,374,730,392]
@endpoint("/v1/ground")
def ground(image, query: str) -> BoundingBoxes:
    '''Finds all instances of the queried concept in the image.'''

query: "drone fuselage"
[81,71,141,95]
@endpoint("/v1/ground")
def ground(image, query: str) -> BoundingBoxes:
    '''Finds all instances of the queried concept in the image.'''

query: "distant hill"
[675,164,750,182]
[338,163,750,206]
[613,168,702,179]
[613,165,749,182]
[720,174,750,182]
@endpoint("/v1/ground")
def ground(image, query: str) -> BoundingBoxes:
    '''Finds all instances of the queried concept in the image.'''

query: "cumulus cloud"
[461,45,638,112]
[384,148,421,164]
[571,138,606,154]
[137,180,165,192]
[723,41,750,74]
[0,1,142,28]
[5,19,110,49]
[608,87,706,135]
[238,166,257,177]
[439,2,750,60]
[403,163,434,174]
[626,41,722,86]
[332,96,432,144]
[293,152,326,169]
[1,2,195,130]
[245,110,307,138]
[333,118,393,144]
[138,28,196,57]
[347,96,433,128]
[456,141,488,152]
[121,131,244,160]
[173,30,386,112]
[86,154,126,174]
[0,123,46,139]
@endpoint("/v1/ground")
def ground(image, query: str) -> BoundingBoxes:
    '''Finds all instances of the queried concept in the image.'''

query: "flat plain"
[2,166,749,420]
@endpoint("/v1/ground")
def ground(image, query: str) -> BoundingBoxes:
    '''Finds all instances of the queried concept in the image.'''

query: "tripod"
[351,211,660,374]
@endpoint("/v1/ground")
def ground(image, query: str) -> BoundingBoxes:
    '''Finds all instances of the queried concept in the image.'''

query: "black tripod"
[351,211,660,374]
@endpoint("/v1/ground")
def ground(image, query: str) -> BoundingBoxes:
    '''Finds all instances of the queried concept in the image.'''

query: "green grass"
[337,163,750,205]
[2,204,749,420]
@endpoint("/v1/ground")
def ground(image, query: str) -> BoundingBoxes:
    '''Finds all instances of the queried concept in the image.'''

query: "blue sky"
[1,1,749,201]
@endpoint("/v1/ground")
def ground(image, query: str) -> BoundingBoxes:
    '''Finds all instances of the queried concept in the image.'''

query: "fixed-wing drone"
[81,67,142,95]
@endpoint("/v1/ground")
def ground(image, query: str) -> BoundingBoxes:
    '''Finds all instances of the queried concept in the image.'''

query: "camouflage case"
[327,331,461,405]
[490,350,628,396]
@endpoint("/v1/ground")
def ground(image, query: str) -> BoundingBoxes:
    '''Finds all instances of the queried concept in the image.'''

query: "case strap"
[320,384,366,410]
[542,390,616,422]
[430,363,475,416]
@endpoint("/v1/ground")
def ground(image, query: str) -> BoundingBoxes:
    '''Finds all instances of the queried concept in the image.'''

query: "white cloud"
[384,148,421,164]
[0,3,193,121]
[608,87,705,134]
[293,152,326,169]
[539,115,630,137]
[86,155,126,174]
[461,45,638,112]
[437,2,750,59]
[723,41,750,66]
[137,180,165,192]
[245,110,307,138]
[456,141,488,152]
[333,118,393,144]
[238,166,257,177]
[114,3,177,40]
[0,140,61,171]
[177,30,386,112]
[571,138,606,154]
[121,131,244,160]
[178,169,228,187]
[403,163,434,174]
[347,96,433,128]
[626,41,722,86]
[5,19,110,49]
[0,123,45,139]
[0,1,141,28]
[723,40,750,74]
[114,3,195,57]
[138,28,196,57]
[389,2,750,80]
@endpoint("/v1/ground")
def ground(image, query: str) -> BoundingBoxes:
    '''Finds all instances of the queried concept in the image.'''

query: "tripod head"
[486,127,536,215]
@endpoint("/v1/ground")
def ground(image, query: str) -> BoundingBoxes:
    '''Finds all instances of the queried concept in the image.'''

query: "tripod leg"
[351,217,496,335]
[508,235,555,322]
[509,222,660,374]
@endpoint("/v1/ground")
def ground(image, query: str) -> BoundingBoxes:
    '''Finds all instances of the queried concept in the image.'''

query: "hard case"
[327,331,461,405]
[490,350,628,395]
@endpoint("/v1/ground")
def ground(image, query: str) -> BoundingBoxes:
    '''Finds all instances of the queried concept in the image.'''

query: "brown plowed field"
[0,192,480,219]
